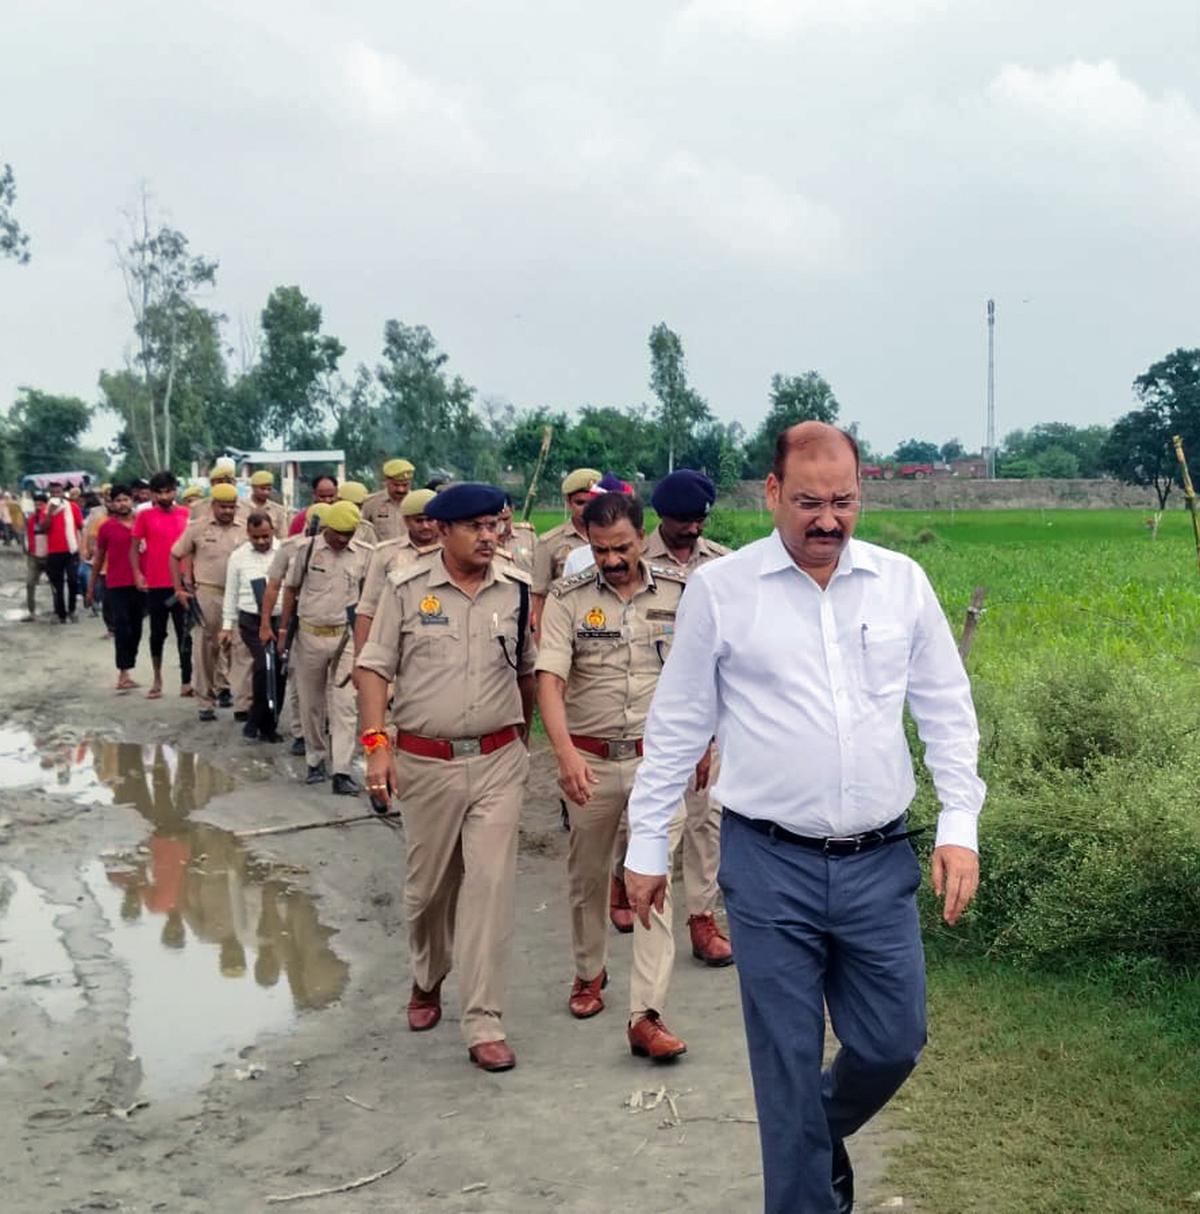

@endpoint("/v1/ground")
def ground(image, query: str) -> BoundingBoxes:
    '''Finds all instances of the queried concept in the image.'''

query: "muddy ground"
[0,549,912,1213]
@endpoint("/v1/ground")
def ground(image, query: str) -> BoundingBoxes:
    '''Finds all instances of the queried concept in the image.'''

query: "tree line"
[4,178,1200,504]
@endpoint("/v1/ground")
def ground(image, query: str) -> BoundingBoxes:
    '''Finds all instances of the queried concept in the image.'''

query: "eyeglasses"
[790,496,861,514]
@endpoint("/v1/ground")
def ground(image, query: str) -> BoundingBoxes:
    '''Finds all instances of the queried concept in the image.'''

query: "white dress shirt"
[562,543,595,578]
[222,539,279,629]
[625,530,985,877]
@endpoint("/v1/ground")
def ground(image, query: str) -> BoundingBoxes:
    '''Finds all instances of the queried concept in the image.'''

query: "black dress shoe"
[831,1138,854,1214]
[331,773,361,797]
[234,710,249,722]
[241,720,259,740]
[198,708,217,722]
[305,760,328,784]
[289,737,307,757]
[217,690,233,708]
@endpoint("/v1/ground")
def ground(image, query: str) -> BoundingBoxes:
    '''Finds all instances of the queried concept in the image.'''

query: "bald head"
[771,422,859,481]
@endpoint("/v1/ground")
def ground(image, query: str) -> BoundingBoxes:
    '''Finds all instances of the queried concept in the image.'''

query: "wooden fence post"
[958,586,987,662]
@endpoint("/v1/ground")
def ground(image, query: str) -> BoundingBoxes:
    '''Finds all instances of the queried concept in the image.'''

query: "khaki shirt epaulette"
[549,566,602,598]
[533,520,589,594]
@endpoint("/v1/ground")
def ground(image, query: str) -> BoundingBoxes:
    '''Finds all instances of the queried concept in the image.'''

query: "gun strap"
[516,580,529,673]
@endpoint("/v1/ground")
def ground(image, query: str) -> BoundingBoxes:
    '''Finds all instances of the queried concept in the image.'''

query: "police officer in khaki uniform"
[278,501,370,794]
[620,470,734,965]
[260,504,333,755]
[190,457,251,523]
[536,489,699,1063]
[498,496,536,573]
[170,483,247,721]
[248,470,289,537]
[356,483,535,1074]
[352,488,439,654]
[361,458,415,543]
[336,481,381,546]
[531,467,600,628]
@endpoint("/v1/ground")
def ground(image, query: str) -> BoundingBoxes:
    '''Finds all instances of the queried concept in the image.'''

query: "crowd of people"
[7,425,986,1214]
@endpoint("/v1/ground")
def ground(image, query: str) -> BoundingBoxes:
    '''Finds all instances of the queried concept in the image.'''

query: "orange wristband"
[360,729,390,754]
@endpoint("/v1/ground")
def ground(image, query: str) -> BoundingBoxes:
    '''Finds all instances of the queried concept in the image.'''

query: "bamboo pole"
[521,425,554,522]
[958,586,987,662]
[1171,435,1200,573]
[233,811,402,840]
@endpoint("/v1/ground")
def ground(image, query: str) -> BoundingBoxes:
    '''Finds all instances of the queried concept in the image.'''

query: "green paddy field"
[532,507,1200,1212]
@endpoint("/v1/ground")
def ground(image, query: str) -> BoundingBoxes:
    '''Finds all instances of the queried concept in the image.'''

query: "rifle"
[520,425,554,522]
[251,576,283,724]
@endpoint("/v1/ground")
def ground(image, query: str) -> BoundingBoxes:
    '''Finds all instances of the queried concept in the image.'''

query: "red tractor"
[897,462,935,479]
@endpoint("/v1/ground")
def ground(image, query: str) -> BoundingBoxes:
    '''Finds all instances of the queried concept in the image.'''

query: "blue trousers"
[719,810,927,1214]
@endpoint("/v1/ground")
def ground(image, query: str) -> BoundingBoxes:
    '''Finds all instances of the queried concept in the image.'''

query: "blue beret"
[423,482,506,521]
[651,469,716,519]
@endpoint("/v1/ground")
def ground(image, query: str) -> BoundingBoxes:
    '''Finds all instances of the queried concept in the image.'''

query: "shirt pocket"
[859,626,910,699]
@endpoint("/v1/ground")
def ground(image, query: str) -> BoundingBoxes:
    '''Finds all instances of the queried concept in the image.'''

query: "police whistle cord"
[233,810,402,840]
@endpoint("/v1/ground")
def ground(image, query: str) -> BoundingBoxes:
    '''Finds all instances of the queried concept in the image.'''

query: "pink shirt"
[132,504,190,589]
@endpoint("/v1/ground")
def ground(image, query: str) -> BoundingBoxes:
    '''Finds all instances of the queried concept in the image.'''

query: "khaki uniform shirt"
[361,491,409,543]
[249,497,289,537]
[358,537,430,620]
[505,522,537,574]
[533,519,589,595]
[267,533,307,584]
[354,519,379,547]
[357,551,536,738]
[171,515,248,588]
[535,561,687,738]
[642,526,730,575]
[285,535,371,627]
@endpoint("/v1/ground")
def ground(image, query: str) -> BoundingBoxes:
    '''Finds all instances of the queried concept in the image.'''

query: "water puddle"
[0,869,85,1022]
[0,733,349,1098]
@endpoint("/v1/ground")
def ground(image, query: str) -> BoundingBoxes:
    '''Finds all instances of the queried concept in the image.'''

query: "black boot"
[305,760,328,784]
[331,773,361,797]
[831,1138,854,1214]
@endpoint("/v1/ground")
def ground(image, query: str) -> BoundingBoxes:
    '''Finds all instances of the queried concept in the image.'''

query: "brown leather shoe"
[568,969,608,1019]
[468,1039,516,1072]
[689,913,734,967]
[407,980,442,1032]
[628,1012,687,1061]
[609,875,635,933]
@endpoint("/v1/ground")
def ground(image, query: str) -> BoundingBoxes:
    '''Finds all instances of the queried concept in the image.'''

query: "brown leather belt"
[570,734,643,760]
[396,726,520,761]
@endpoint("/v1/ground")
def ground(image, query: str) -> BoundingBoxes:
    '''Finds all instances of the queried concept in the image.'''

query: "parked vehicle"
[897,462,935,479]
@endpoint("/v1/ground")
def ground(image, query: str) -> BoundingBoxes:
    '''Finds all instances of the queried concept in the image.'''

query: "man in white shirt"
[624,422,984,1214]
[220,512,280,742]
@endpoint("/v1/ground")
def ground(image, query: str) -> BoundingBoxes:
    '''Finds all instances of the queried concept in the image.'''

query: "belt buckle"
[823,834,862,855]
[450,737,481,758]
[608,738,638,760]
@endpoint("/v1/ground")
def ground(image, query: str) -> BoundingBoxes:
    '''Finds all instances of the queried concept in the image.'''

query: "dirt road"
[0,550,909,1212]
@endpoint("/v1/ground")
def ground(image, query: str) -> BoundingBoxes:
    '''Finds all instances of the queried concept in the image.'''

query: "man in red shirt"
[43,480,85,623]
[88,484,142,690]
[132,471,193,700]
[24,492,49,619]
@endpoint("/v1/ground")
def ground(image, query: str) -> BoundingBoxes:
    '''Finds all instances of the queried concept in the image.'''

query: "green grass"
[888,952,1200,1213]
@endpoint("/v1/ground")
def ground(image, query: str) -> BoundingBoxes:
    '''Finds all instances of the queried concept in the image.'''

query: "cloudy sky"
[3,0,1199,457]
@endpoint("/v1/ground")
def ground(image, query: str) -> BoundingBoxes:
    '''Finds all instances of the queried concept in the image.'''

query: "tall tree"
[114,193,218,469]
[892,438,941,464]
[1101,405,1175,514]
[1,164,31,264]
[328,364,385,481]
[257,286,345,446]
[376,321,481,479]
[648,323,709,474]
[1133,349,1200,480]
[743,371,839,474]
[8,388,93,472]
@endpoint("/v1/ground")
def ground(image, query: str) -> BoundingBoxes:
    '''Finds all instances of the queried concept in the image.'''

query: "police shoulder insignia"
[649,564,688,584]
[584,606,606,630]
[551,568,596,597]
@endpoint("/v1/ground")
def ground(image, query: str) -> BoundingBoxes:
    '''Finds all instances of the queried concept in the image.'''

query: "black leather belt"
[724,808,925,856]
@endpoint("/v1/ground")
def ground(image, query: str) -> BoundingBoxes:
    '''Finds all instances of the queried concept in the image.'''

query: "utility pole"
[986,298,996,479]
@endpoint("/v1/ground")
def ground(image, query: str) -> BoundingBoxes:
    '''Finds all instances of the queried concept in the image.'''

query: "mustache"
[602,561,630,574]
[805,527,844,540]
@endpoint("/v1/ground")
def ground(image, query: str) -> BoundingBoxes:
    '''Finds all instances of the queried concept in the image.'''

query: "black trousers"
[95,573,115,632]
[238,610,279,736]
[107,585,145,671]
[45,552,79,620]
[145,587,194,685]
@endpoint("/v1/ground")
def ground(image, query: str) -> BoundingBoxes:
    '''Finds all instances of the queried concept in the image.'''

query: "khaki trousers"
[567,755,685,1019]
[285,670,303,740]
[193,587,226,710]
[396,740,528,1047]
[293,628,356,772]
[613,750,722,917]
[231,630,254,712]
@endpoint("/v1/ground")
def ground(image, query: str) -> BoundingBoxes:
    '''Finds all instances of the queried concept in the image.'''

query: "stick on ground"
[234,811,402,840]
[264,1154,411,1204]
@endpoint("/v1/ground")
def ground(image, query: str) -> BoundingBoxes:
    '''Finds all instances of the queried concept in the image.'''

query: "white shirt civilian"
[222,538,279,630]
[625,530,985,877]
[561,543,595,579]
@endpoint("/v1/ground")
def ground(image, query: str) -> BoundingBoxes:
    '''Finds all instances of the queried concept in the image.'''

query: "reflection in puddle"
[0,733,349,1097]
[0,869,85,1022]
